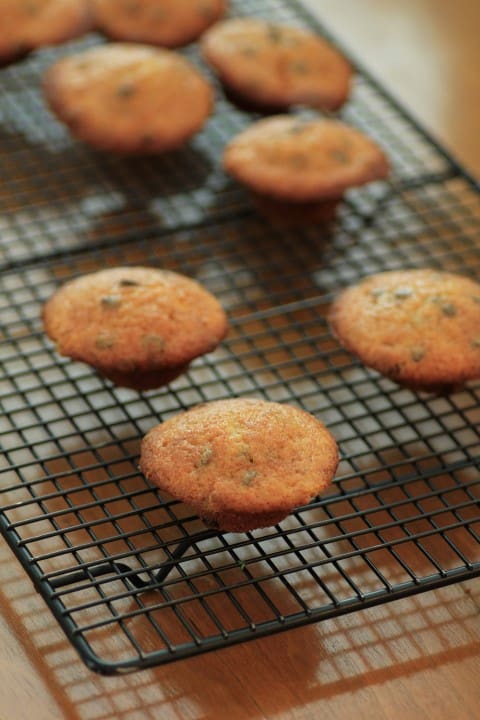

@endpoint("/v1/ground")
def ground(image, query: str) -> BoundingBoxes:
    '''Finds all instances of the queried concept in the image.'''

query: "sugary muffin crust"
[223,115,389,202]
[140,398,339,531]
[0,0,93,65]
[43,43,214,153]
[42,266,228,390]
[202,17,352,111]
[92,0,227,48]
[328,269,480,392]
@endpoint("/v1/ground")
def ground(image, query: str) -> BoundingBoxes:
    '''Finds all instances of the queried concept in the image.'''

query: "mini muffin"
[140,398,339,532]
[42,266,229,390]
[0,0,93,66]
[223,115,389,222]
[201,18,352,112]
[92,0,227,49]
[42,43,214,153]
[328,269,480,393]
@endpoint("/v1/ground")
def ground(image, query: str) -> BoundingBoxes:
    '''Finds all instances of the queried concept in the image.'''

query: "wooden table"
[1,1,479,718]
[303,0,480,179]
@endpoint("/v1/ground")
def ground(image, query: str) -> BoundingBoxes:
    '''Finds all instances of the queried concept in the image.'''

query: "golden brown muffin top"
[43,43,213,153]
[328,269,480,391]
[42,266,228,375]
[93,0,227,48]
[0,0,93,62]
[201,17,352,111]
[223,115,389,201]
[140,398,339,530]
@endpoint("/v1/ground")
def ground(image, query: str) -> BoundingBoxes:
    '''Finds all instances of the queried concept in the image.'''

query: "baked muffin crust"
[140,398,339,531]
[42,266,228,389]
[202,18,352,111]
[223,115,389,202]
[93,0,226,48]
[43,43,214,153]
[0,0,93,65]
[328,269,480,392]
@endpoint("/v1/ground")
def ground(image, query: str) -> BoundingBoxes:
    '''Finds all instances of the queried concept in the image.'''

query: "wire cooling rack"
[0,0,479,675]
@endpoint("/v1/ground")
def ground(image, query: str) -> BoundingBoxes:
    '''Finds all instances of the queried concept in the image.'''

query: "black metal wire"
[0,0,479,676]
[47,529,221,590]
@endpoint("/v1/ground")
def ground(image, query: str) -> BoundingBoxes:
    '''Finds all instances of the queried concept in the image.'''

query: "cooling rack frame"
[0,0,479,675]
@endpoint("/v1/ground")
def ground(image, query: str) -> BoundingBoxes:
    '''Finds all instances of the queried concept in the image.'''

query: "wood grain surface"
[0,1,479,718]
[303,0,480,177]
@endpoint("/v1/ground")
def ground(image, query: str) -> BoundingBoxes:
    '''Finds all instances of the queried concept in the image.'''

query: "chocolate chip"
[95,334,115,350]
[441,303,457,317]
[101,295,121,308]
[394,286,413,299]
[242,470,257,486]
[411,347,425,362]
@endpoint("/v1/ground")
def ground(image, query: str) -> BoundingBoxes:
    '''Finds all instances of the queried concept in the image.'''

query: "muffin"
[0,0,93,66]
[223,115,389,223]
[328,268,480,393]
[92,0,227,49]
[201,17,352,112]
[42,266,229,390]
[140,398,339,532]
[42,43,214,153]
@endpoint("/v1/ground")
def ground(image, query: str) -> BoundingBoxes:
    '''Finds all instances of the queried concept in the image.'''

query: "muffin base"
[101,363,190,391]
[252,193,341,226]
[201,508,296,533]
[386,378,466,395]
[223,85,287,115]
[0,46,31,67]
[222,81,347,114]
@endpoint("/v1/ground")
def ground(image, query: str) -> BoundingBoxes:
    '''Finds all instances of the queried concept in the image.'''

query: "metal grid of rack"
[0,0,479,675]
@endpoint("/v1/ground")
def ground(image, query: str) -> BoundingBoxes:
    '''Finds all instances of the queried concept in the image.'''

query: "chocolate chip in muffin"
[140,398,339,532]
[328,269,480,392]
[42,266,228,390]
